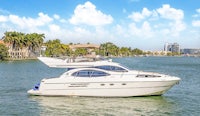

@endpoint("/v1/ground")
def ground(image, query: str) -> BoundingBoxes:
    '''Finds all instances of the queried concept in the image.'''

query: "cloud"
[127,4,186,38]
[53,14,60,20]
[192,8,200,27]
[128,4,184,23]
[8,12,53,29]
[128,21,153,38]
[0,15,8,22]
[60,19,67,23]
[192,20,200,27]
[157,4,184,21]
[115,24,124,35]
[49,24,60,32]
[197,8,200,13]
[156,4,185,37]
[69,1,113,26]
[193,8,200,17]
[46,24,67,40]
[128,8,152,22]
[170,20,186,36]
[53,14,67,23]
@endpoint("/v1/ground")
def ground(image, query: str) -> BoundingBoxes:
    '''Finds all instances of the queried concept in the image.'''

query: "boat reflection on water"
[29,96,178,115]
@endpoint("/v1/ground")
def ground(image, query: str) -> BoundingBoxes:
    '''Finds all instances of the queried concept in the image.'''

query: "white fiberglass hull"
[27,78,180,97]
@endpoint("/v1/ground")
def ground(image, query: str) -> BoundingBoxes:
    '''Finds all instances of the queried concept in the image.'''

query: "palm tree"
[31,33,44,52]
[44,39,72,57]
[18,32,25,49]
[2,31,25,50]
[24,33,45,56]
[2,31,45,58]
[100,42,119,56]
[2,32,12,44]
[2,31,15,49]
[120,47,130,56]
[0,44,8,60]
[24,34,32,49]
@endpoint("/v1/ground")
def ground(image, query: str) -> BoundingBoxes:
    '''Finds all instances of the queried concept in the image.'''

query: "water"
[0,57,199,116]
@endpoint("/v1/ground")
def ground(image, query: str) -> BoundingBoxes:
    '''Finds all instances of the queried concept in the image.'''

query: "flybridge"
[37,56,113,68]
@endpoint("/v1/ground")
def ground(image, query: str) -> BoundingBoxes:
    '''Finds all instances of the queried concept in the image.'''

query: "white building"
[164,43,180,53]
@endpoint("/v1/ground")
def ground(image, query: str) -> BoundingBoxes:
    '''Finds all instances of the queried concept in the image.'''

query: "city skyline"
[0,0,200,50]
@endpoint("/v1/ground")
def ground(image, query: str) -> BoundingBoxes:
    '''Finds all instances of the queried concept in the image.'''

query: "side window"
[72,70,110,77]
[91,71,110,77]
[110,66,128,72]
[78,71,91,77]
[72,72,78,76]
[95,65,128,72]
[71,71,89,77]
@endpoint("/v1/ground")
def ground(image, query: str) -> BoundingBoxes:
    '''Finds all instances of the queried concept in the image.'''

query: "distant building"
[164,43,180,53]
[181,48,200,55]
[0,40,35,59]
[164,43,171,52]
[1,40,27,59]
[171,43,180,53]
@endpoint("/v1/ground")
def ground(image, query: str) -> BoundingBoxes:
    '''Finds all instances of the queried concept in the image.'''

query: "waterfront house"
[0,40,37,60]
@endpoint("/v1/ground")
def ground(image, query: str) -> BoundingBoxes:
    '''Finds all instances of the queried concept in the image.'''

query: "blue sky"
[0,0,200,50]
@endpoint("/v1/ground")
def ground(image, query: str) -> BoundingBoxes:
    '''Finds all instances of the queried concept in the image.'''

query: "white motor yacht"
[28,61,180,97]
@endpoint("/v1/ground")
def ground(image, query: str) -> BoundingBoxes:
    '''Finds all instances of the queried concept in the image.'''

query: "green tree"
[61,44,71,56]
[99,42,119,56]
[132,48,143,55]
[167,52,172,56]
[2,31,45,53]
[74,48,87,56]
[31,33,44,51]
[45,39,70,57]
[2,31,20,49]
[0,44,8,60]
[120,47,130,56]
[24,33,44,51]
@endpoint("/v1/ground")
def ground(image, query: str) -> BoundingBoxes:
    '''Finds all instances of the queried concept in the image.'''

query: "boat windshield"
[94,65,128,72]
[72,69,110,77]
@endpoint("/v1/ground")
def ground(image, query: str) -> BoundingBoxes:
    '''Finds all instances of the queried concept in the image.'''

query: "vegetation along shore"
[0,31,181,61]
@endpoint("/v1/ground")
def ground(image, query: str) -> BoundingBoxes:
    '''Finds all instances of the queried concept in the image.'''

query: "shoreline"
[1,57,38,61]
[1,55,199,62]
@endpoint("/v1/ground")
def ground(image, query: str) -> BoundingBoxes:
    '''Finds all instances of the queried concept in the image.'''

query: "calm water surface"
[0,57,200,116]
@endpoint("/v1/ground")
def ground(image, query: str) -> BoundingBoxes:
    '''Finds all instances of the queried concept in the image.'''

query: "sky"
[0,0,200,50]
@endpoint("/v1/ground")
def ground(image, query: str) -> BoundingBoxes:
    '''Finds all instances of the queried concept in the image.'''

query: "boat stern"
[27,83,41,96]
[27,89,41,96]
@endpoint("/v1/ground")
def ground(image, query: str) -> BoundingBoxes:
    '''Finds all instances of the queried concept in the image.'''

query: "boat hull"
[27,79,179,97]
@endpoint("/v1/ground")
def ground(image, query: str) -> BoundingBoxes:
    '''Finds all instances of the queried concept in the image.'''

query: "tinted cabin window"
[92,71,109,77]
[95,66,128,72]
[72,70,110,77]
